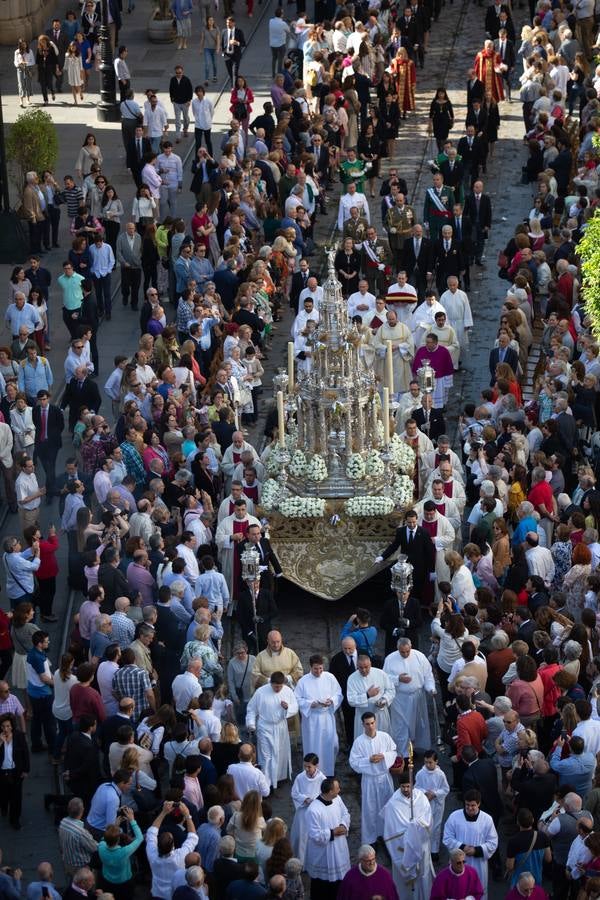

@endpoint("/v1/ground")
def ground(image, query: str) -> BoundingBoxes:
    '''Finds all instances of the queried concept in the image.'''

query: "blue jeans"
[93,273,112,315]
[204,48,217,80]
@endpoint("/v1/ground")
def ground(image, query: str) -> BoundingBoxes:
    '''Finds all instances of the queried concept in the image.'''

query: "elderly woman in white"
[444,550,477,610]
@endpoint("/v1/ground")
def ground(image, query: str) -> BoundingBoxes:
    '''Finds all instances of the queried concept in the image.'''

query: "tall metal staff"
[241,545,261,650]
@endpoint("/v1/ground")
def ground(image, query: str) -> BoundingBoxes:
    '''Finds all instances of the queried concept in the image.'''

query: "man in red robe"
[474,40,505,102]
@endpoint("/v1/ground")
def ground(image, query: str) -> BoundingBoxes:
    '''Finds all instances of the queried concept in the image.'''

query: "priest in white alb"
[443,792,498,899]
[215,499,260,599]
[416,501,455,584]
[346,654,395,739]
[418,478,462,537]
[221,432,259,491]
[386,271,418,326]
[382,775,433,900]
[305,777,351,900]
[430,309,461,369]
[347,280,376,318]
[290,752,326,865]
[424,460,468,515]
[349,711,397,844]
[295,655,343,777]
[439,275,473,358]
[421,434,464,484]
[372,309,415,400]
[383,638,436,756]
[245,671,299,790]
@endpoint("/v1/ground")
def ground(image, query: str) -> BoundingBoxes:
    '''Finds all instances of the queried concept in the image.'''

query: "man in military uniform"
[361,224,392,296]
[343,205,369,245]
[385,192,416,272]
[423,172,455,242]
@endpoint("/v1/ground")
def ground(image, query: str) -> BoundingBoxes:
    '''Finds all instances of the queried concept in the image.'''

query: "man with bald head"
[252,630,303,743]
[60,364,101,431]
[0,681,26,731]
[226,742,270,798]
[329,637,360,747]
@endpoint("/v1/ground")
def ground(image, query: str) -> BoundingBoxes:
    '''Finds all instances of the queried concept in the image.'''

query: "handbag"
[132,771,159,813]
[497,250,508,269]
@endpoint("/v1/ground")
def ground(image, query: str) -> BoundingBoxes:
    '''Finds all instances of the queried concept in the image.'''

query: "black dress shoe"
[105,312,112,320]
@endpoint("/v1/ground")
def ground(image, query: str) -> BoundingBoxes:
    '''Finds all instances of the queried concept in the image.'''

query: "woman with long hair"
[100,185,123,255]
[35,35,58,106]
[14,39,35,108]
[200,16,220,84]
[226,789,266,862]
[0,713,29,829]
[10,602,37,696]
[51,653,77,762]
[428,87,454,152]
[256,818,288,881]
[431,603,467,702]
[390,47,416,118]
[64,42,84,105]
[229,76,254,135]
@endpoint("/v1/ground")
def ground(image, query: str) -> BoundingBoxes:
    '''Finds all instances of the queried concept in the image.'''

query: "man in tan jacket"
[22,171,47,254]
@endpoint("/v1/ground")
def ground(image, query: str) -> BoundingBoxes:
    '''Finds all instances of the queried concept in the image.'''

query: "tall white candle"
[386,340,394,395]
[383,387,390,446]
[277,391,285,448]
[287,341,294,392]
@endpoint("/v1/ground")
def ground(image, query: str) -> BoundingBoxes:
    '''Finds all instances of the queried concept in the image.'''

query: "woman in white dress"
[64,42,84,105]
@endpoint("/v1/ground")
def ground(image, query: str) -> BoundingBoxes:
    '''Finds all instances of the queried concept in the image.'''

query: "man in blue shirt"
[512,501,538,547]
[88,233,116,320]
[86,768,133,840]
[550,734,596,797]
[26,862,62,900]
[2,534,41,606]
[17,342,53,404]
[196,806,225,873]
[26,630,54,752]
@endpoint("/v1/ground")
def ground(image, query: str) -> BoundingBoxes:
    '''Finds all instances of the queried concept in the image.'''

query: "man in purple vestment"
[338,845,399,900]
[430,848,484,900]
[412,333,454,408]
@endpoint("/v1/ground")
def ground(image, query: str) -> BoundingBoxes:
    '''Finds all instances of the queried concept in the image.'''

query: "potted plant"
[147,0,175,43]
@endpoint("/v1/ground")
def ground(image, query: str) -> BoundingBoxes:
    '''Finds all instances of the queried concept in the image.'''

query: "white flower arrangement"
[392,474,415,508]
[289,450,308,478]
[344,496,395,517]
[346,453,366,481]
[390,435,416,474]
[260,479,282,511]
[265,446,288,477]
[278,496,326,518]
[376,420,385,442]
[306,454,328,482]
[365,450,385,478]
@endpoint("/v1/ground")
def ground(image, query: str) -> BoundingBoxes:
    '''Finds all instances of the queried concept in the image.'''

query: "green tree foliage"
[578,210,600,340]
[5,109,59,193]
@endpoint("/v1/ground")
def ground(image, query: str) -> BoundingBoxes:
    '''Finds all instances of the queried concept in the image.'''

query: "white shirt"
[226,760,270,798]
[15,471,40,510]
[143,104,169,137]
[191,96,214,130]
[172,671,203,713]
[157,152,183,189]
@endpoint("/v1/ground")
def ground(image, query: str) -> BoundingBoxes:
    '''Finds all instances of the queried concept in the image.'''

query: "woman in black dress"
[0,713,29,829]
[334,237,361,297]
[379,94,400,159]
[483,89,500,161]
[428,87,454,152]
[357,123,382,197]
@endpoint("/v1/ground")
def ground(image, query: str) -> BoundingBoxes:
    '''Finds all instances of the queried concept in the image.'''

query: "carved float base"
[267,511,401,600]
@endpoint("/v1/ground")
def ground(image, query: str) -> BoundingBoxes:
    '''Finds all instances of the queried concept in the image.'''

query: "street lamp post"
[97,0,120,122]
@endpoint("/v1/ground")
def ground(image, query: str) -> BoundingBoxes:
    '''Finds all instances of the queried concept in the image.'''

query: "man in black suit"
[433,225,465,294]
[484,1,510,39]
[398,6,424,67]
[514,606,538,656]
[376,509,436,604]
[308,134,330,184]
[466,69,484,106]
[461,745,502,820]
[329,636,358,747]
[402,223,433,300]
[439,150,465,203]
[456,126,484,189]
[221,17,246,87]
[127,125,152,187]
[156,586,185,703]
[46,18,69,93]
[98,696,136,772]
[413,394,446,442]
[55,458,93,515]
[463,179,492,265]
[60,367,101,431]
[32,390,64,501]
[213,839,245,897]
[99,547,136,610]
[450,202,473,290]
[351,64,372,126]
[63,715,102,810]
[290,259,314,313]
[236,524,282,654]
[494,28,516,101]
[489,331,519,384]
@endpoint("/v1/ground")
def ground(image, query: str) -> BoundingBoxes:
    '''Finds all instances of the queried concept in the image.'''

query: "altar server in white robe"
[346,654,395,739]
[290,753,326,865]
[349,712,397,844]
[395,381,422,431]
[443,791,498,900]
[304,777,351,899]
[245,672,299,789]
[383,638,436,756]
[414,750,450,856]
[215,501,260,597]
[295,654,343,777]
[439,276,473,356]
[430,310,461,369]
[293,319,317,378]
[415,481,462,537]
[409,291,446,348]
[421,436,464,484]
[382,775,433,900]
[416,501,455,585]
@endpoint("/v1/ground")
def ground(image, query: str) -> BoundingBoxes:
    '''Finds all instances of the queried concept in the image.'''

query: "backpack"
[307,68,318,88]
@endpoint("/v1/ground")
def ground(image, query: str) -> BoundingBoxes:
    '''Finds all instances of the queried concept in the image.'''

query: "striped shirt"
[58,816,98,867]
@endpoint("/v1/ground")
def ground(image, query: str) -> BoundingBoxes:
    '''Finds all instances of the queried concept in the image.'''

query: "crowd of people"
[5,0,600,894]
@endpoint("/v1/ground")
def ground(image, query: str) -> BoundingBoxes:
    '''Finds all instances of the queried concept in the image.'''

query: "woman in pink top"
[506,654,544,729]
[183,756,204,811]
